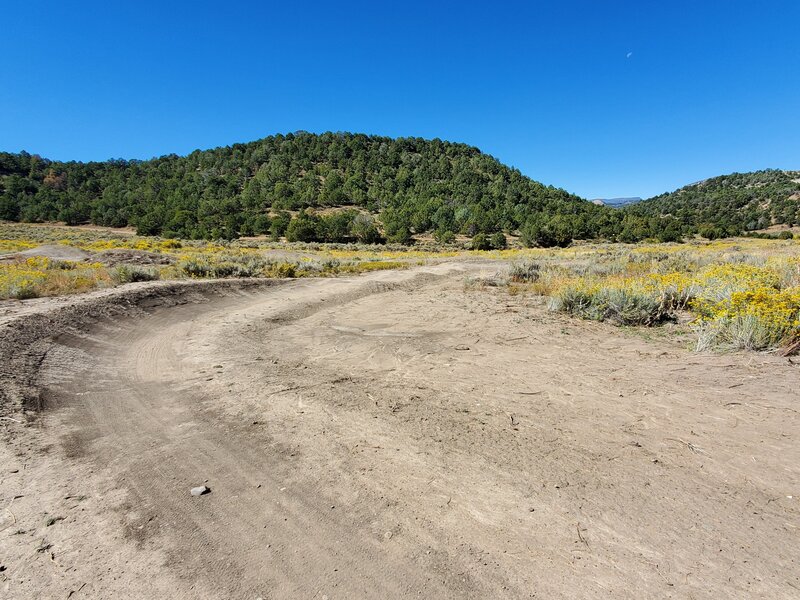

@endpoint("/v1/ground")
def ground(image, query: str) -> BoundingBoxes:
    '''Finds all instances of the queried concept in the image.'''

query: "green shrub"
[699,226,724,240]
[320,259,341,273]
[489,232,507,249]
[179,258,212,277]
[177,254,276,278]
[548,286,595,318]
[434,229,456,244]
[8,281,39,300]
[351,214,382,244]
[318,210,357,243]
[270,211,291,240]
[51,260,78,270]
[269,262,297,278]
[112,265,160,284]
[471,233,491,251]
[384,222,413,245]
[696,314,786,352]
[549,284,673,326]
[207,262,251,277]
[285,214,320,242]
[521,218,573,248]
[600,287,672,325]
[508,260,541,283]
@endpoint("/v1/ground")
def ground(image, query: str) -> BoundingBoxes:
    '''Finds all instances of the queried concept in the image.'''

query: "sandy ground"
[0,244,93,262]
[0,262,798,599]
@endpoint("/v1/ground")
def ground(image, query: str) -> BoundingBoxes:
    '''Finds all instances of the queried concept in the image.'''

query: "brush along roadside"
[504,244,800,354]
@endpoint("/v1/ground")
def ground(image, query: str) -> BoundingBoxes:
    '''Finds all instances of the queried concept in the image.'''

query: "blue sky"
[1,1,798,199]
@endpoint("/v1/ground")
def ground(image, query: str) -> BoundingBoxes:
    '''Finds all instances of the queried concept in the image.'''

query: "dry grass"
[0,223,430,300]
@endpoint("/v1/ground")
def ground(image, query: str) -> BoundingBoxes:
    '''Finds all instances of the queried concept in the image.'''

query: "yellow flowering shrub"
[4,224,798,353]
[0,257,113,299]
[542,244,800,351]
[338,260,408,273]
[0,262,48,299]
[0,239,38,253]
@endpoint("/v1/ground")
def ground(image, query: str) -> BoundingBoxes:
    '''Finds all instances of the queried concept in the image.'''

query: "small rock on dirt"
[190,485,210,496]
[455,344,470,351]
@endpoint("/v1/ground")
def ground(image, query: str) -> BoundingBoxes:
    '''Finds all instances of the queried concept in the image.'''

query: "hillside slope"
[0,132,620,243]
[627,169,800,234]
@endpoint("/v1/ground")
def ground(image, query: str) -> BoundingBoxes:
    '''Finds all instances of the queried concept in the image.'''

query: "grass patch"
[0,223,426,300]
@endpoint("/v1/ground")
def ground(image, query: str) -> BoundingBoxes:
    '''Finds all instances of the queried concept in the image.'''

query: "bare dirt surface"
[1,262,798,599]
[0,244,92,263]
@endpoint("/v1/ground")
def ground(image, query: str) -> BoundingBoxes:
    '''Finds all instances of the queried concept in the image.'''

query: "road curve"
[1,262,798,599]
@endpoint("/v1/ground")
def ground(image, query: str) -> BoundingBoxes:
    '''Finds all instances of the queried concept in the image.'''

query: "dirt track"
[1,262,798,599]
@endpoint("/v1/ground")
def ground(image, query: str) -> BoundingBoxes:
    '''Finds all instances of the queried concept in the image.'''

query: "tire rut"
[3,264,476,599]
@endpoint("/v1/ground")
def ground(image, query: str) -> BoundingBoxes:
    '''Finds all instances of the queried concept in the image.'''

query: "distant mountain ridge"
[591,197,642,208]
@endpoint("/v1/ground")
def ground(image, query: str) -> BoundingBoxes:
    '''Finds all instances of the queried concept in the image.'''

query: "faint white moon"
[626,52,633,58]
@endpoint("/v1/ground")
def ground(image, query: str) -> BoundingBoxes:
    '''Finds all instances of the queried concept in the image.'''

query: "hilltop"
[0,132,591,243]
[8,133,785,245]
[628,169,800,237]
[0,132,678,245]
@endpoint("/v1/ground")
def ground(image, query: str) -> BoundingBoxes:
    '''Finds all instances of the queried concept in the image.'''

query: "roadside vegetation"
[496,238,800,353]
[3,223,799,355]
[0,256,112,300]
[0,223,426,300]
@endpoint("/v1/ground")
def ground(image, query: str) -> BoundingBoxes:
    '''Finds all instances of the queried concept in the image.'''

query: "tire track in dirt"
[2,265,487,599]
[1,262,798,599]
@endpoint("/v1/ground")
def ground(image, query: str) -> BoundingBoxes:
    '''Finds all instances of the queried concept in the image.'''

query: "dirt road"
[1,263,798,598]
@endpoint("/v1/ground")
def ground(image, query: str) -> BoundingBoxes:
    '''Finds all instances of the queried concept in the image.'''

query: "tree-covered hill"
[627,169,800,237]
[1,132,675,245]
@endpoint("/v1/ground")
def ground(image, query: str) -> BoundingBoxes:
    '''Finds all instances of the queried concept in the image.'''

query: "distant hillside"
[591,197,642,208]
[0,132,634,244]
[627,169,800,234]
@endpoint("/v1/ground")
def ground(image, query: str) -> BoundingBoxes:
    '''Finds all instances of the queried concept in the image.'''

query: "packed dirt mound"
[0,244,175,268]
[94,248,175,266]
[0,244,92,262]
[1,263,798,599]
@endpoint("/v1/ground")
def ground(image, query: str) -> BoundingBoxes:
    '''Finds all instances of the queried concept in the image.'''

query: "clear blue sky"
[2,1,798,199]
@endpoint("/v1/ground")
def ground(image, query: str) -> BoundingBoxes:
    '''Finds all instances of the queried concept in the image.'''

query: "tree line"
[628,169,800,238]
[0,131,742,246]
